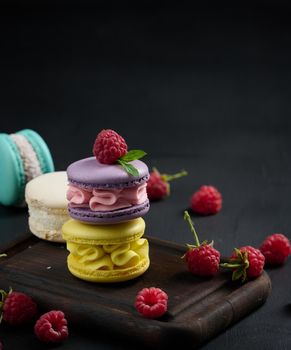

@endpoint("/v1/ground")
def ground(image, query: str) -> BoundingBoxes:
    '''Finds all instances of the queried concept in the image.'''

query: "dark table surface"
[1,2,291,349]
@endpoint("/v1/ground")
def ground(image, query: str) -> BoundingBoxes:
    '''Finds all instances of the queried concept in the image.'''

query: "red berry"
[0,340,3,350]
[147,168,187,201]
[185,245,221,276]
[147,171,169,201]
[34,310,68,343]
[191,185,222,215]
[93,129,128,164]
[260,233,291,265]
[222,246,265,282]
[183,211,220,276]
[1,290,37,326]
[135,287,168,319]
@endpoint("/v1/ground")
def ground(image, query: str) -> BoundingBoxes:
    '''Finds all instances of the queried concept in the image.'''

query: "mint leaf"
[118,160,140,177]
[119,149,147,162]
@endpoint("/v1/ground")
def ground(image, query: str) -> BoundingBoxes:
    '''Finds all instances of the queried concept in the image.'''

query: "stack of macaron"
[62,129,150,283]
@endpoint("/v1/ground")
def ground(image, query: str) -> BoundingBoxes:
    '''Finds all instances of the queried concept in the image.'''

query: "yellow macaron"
[62,218,150,283]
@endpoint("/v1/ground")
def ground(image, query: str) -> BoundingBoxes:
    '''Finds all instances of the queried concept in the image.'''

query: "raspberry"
[0,290,37,325]
[135,287,168,319]
[93,129,127,164]
[221,246,265,282]
[0,340,3,350]
[147,171,169,201]
[191,185,222,215]
[185,245,221,276]
[147,168,187,201]
[260,233,291,265]
[34,310,68,343]
[183,211,220,276]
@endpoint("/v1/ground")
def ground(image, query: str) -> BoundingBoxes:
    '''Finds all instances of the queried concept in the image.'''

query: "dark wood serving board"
[0,234,271,349]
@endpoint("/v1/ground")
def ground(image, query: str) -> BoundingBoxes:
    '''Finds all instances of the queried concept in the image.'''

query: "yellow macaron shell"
[62,217,145,245]
[67,239,149,282]
[62,218,150,282]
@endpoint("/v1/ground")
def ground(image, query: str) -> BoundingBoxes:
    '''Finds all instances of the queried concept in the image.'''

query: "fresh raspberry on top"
[191,185,222,215]
[93,129,128,164]
[1,290,37,326]
[260,233,291,265]
[34,310,68,343]
[135,287,168,319]
[221,246,265,282]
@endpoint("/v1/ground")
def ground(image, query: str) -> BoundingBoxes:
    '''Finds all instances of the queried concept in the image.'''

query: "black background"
[1,1,291,349]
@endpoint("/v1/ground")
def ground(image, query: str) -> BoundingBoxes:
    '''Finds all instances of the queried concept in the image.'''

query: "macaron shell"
[62,217,145,245]
[68,200,150,224]
[25,171,69,243]
[28,207,68,243]
[67,253,150,283]
[25,171,68,209]
[0,133,25,205]
[67,157,149,189]
[17,129,54,174]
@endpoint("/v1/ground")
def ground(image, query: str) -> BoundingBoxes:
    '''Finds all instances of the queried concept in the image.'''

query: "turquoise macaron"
[0,129,54,206]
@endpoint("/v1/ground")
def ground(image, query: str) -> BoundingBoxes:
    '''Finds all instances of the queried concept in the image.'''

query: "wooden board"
[0,234,271,348]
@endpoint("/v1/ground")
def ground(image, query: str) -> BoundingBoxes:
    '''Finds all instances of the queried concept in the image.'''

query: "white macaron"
[25,171,69,243]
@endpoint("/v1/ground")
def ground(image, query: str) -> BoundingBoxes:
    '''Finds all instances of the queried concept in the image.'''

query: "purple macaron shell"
[68,200,150,224]
[67,157,149,189]
[66,156,150,224]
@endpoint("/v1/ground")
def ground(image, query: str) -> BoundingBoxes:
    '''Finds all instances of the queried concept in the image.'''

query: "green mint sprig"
[118,150,147,176]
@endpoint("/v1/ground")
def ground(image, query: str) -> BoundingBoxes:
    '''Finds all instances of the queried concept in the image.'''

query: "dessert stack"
[62,130,150,282]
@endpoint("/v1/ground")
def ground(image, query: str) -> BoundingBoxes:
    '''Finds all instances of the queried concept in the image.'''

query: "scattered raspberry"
[147,170,169,201]
[34,310,68,343]
[185,244,221,276]
[1,290,37,325]
[260,233,291,265]
[221,246,265,282]
[191,185,222,215]
[135,287,168,319]
[183,211,221,276]
[147,168,187,201]
[93,129,127,164]
[231,246,265,279]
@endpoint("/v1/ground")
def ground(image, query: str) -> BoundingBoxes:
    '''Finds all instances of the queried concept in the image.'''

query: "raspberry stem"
[0,290,7,301]
[220,250,250,282]
[0,254,6,258]
[184,210,200,246]
[220,263,242,268]
[0,289,7,323]
[161,170,188,182]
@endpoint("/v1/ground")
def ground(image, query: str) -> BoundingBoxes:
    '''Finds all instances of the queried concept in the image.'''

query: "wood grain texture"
[0,235,271,348]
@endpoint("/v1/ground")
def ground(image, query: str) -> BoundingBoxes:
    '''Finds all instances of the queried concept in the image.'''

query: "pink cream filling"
[67,183,148,211]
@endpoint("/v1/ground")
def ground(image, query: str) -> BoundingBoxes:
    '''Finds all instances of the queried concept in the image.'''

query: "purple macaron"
[66,157,150,224]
